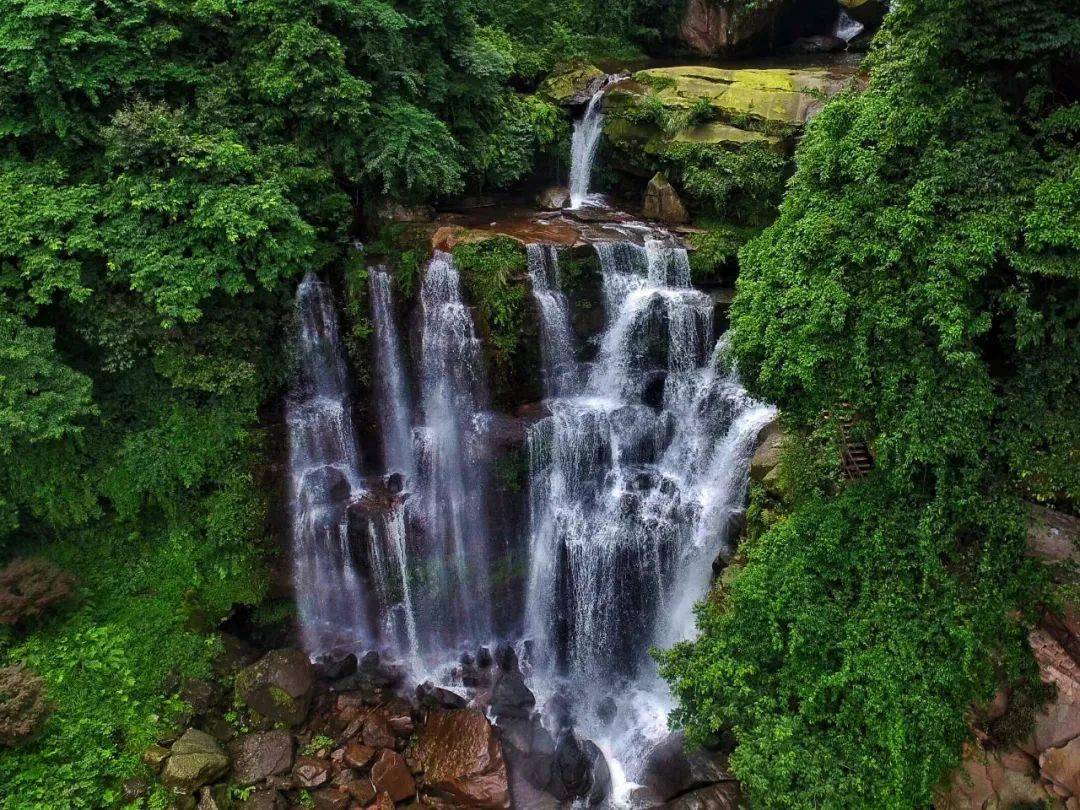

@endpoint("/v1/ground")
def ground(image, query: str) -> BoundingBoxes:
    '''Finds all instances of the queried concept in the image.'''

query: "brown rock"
[1040,735,1080,795]
[937,743,1050,809]
[1029,629,1080,752]
[312,788,351,810]
[368,792,395,810]
[661,780,741,809]
[388,715,415,738]
[238,789,286,810]
[295,756,332,788]
[414,709,510,808]
[642,174,689,225]
[344,741,377,770]
[346,778,377,804]
[362,715,397,750]
[230,730,294,785]
[678,0,779,56]
[371,750,415,802]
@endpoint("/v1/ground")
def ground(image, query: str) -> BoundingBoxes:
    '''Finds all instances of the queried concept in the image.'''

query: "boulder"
[643,174,690,225]
[538,187,571,211]
[161,729,230,794]
[1040,735,1080,795]
[314,653,358,681]
[1027,504,1080,565]
[311,789,350,810]
[293,755,331,788]
[634,65,854,126]
[235,649,314,727]
[342,740,377,769]
[370,793,395,810]
[750,419,783,483]
[678,0,780,56]
[345,778,376,804]
[361,714,397,749]
[641,732,732,801]
[539,60,606,106]
[417,681,469,710]
[661,780,741,809]
[414,709,511,808]
[196,785,232,810]
[490,671,537,720]
[937,744,1050,809]
[238,789,286,810]
[1028,629,1080,752]
[547,730,609,805]
[229,730,294,785]
[371,749,416,802]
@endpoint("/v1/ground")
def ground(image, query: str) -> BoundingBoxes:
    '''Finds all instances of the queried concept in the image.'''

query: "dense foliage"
[0,0,660,804]
[659,0,1079,806]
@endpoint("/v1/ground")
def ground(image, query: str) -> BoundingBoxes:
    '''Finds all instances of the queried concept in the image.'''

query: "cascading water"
[369,267,416,481]
[527,243,582,397]
[569,88,607,209]
[414,250,494,651]
[286,273,372,655]
[525,241,775,798]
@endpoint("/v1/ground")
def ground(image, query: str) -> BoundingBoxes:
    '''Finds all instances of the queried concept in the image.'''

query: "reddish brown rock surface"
[371,749,415,802]
[414,709,511,808]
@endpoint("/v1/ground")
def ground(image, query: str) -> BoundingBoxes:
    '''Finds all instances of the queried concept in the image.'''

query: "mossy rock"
[539,60,605,106]
[234,649,314,728]
[670,122,783,151]
[161,729,230,795]
[633,65,852,125]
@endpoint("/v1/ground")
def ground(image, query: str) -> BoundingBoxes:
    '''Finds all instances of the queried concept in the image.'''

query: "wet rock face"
[235,649,315,727]
[371,749,416,801]
[641,732,732,801]
[414,709,511,808]
[662,780,742,809]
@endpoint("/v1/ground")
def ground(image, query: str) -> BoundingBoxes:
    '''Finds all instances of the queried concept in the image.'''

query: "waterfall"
[569,89,606,209]
[833,8,864,42]
[415,250,494,649]
[527,244,582,398]
[369,267,416,481]
[525,240,774,788]
[286,273,372,655]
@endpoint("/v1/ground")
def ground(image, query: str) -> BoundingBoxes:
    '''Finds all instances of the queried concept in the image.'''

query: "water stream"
[524,242,774,800]
[287,238,771,805]
[569,88,607,209]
